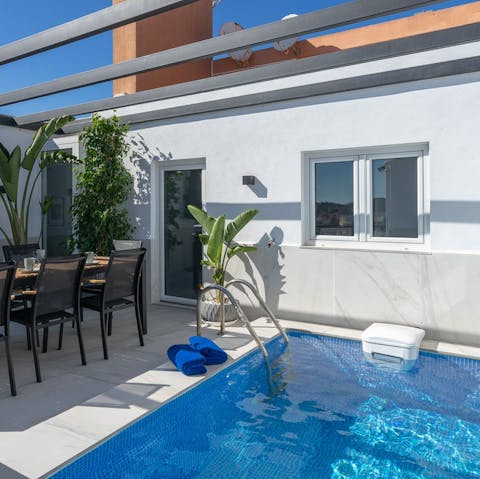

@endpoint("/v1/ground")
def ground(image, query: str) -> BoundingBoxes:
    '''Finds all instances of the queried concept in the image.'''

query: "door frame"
[151,158,206,305]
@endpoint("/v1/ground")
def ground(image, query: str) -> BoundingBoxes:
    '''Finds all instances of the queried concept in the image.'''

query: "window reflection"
[372,157,418,238]
[315,161,354,236]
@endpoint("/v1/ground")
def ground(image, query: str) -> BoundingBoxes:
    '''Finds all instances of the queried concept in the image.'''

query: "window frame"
[365,150,425,245]
[308,155,359,243]
[302,145,429,251]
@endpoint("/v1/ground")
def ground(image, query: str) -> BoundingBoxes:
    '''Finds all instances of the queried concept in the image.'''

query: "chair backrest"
[104,249,146,303]
[34,256,86,317]
[113,240,143,251]
[0,262,16,326]
[3,243,40,264]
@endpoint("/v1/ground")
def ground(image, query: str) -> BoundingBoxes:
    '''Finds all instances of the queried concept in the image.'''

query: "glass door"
[162,168,203,302]
[44,158,73,256]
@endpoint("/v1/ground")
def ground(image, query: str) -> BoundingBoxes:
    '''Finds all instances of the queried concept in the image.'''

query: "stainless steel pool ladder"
[225,279,288,344]
[196,284,288,359]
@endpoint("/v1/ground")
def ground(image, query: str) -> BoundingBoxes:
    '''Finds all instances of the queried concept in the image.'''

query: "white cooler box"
[361,323,425,371]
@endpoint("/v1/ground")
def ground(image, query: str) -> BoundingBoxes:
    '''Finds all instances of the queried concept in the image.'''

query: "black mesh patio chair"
[113,240,143,251]
[0,262,17,395]
[81,249,146,360]
[11,256,87,383]
[3,244,41,351]
[3,243,39,264]
[112,241,147,335]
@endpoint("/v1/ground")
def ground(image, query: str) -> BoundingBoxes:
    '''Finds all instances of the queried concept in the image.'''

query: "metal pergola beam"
[0,0,445,107]
[0,0,199,66]
[15,23,480,127]
[61,55,480,133]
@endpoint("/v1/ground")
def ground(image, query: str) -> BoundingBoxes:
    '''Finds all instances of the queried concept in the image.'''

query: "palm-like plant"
[187,205,258,294]
[0,116,76,245]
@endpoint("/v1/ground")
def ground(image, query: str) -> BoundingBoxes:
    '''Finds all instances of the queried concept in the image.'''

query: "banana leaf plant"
[187,205,258,299]
[0,115,76,245]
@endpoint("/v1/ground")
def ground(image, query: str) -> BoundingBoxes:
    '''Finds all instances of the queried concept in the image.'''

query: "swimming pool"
[49,332,480,478]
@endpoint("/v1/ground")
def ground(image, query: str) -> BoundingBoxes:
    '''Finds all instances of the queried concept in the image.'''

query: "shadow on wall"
[229,226,286,317]
[430,201,480,224]
[207,201,290,315]
[129,132,173,239]
[214,42,341,75]
[247,177,268,198]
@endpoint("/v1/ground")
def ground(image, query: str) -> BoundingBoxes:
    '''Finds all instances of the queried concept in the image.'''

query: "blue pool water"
[50,332,480,478]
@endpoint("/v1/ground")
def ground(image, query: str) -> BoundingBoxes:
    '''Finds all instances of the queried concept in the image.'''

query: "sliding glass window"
[306,147,426,249]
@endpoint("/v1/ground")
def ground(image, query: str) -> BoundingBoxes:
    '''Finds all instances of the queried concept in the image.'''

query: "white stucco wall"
[115,41,480,346]
[129,75,480,252]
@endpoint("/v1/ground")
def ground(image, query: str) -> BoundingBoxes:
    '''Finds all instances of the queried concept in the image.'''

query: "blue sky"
[0,0,474,117]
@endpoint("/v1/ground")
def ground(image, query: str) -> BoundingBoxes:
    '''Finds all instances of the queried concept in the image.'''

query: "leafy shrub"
[70,114,134,255]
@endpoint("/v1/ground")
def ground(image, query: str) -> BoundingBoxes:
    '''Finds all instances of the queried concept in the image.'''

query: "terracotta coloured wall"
[113,6,137,95]
[112,1,480,93]
[113,0,212,96]
[214,2,480,75]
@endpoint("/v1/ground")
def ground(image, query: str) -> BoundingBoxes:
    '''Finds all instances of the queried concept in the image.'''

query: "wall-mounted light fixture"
[242,175,256,186]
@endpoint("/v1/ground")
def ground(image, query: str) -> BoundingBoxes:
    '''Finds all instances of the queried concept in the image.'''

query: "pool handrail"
[196,284,268,358]
[225,279,289,344]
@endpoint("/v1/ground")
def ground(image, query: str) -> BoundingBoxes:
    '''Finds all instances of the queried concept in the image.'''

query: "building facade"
[1,2,480,347]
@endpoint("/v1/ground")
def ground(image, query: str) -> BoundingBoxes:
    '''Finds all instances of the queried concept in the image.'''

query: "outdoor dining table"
[13,256,148,334]
[14,256,110,285]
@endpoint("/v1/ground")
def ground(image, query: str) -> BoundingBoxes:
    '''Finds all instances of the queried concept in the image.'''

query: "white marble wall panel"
[421,253,480,345]
[228,246,335,324]
[229,246,480,347]
[333,250,422,329]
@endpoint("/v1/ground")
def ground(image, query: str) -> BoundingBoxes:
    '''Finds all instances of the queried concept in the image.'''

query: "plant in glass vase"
[187,205,258,323]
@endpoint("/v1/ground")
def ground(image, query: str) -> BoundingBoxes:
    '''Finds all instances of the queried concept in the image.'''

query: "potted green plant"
[187,205,258,323]
[0,116,76,245]
[69,113,134,255]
